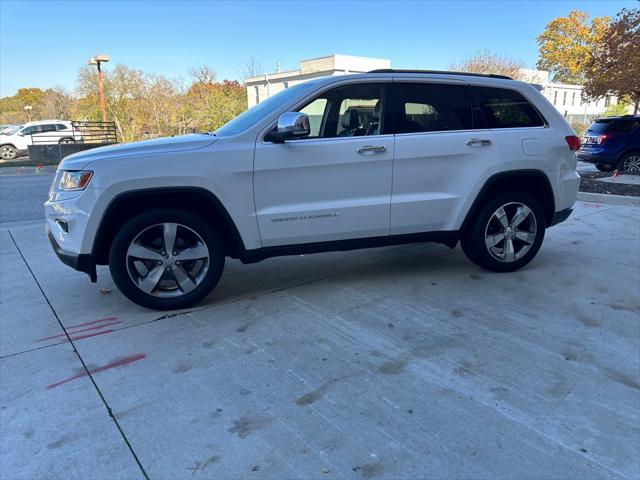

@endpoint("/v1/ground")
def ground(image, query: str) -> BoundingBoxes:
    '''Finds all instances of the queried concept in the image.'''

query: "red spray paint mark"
[47,354,146,389]
[36,320,121,342]
[65,329,115,342]
[66,317,118,329]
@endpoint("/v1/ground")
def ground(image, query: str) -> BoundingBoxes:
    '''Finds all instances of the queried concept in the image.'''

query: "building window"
[254,86,259,105]
[553,91,558,105]
[563,91,567,106]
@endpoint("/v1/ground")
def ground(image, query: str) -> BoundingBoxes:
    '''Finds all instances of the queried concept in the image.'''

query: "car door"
[390,80,498,234]
[32,123,59,144]
[16,125,40,149]
[253,81,394,247]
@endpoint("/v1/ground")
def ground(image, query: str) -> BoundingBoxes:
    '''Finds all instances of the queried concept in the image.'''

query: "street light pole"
[96,61,107,123]
[89,54,110,124]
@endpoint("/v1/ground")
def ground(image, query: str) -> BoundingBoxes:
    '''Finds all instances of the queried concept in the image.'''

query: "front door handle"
[466,138,492,146]
[357,145,386,154]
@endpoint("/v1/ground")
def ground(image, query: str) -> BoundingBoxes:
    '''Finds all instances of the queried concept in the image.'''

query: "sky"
[0,0,634,97]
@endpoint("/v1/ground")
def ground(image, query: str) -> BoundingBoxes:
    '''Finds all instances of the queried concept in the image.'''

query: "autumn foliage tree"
[536,10,609,84]
[584,8,640,114]
[450,50,526,79]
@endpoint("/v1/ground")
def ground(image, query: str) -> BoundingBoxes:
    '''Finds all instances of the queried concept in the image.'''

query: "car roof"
[308,71,523,90]
[595,115,640,121]
[23,119,70,126]
[369,69,513,80]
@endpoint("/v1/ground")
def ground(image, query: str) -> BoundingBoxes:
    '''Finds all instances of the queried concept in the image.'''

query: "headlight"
[58,170,93,191]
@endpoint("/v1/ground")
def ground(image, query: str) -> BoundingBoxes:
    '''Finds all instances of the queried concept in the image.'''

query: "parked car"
[0,120,78,160]
[576,115,640,173]
[46,70,580,310]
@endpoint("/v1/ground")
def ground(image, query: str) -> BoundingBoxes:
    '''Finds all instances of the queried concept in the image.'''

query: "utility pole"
[89,54,110,123]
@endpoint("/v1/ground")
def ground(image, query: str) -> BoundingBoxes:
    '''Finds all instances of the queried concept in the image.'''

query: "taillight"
[595,133,612,144]
[565,135,581,151]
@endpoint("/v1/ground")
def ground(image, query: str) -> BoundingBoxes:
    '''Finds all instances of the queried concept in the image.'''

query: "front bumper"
[47,227,96,282]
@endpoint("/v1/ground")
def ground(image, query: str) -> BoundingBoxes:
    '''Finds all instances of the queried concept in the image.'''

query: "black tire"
[595,162,615,172]
[617,151,640,174]
[109,209,225,310]
[0,145,17,160]
[59,138,75,144]
[461,192,545,273]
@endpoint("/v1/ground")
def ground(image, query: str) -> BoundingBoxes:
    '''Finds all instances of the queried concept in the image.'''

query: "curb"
[0,166,57,176]
[578,191,640,207]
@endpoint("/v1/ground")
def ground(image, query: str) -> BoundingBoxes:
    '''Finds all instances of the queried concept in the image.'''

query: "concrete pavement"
[0,173,54,224]
[1,201,639,479]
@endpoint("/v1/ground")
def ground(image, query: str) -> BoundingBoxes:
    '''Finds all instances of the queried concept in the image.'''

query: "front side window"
[295,83,387,139]
[394,83,473,133]
[472,86,545,129]
[20,125,40,135]
[299,98,328,137]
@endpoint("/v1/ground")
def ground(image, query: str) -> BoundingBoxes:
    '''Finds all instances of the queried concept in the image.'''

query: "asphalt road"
[0,173,53,224]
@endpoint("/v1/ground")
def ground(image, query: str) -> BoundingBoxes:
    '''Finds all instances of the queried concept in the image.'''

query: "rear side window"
[473,86,545,128]
[56,124,69,131]
[394,83,473,133]
[589,118,640,133]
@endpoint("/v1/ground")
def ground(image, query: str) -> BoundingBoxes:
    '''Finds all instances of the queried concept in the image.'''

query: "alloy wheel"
[484,202,537,263]
[0,146,16,159]
[623,155,640,173]
[126,222,210,297]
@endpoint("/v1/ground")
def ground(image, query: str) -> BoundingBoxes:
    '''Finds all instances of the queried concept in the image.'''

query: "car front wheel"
[461,192,545,272]
[109,209,225,310]
[0,145,17,160]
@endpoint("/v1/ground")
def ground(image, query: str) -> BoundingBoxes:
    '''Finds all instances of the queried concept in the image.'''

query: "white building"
[246,56,628,122]
[244,54,390,108]
[519,69,623,124]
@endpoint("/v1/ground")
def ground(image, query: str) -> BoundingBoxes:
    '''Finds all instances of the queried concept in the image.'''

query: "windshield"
[215,81,319,137]
[1,125,21,135]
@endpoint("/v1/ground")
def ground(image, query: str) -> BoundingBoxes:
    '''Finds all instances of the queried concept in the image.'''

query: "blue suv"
[577,115,640,173]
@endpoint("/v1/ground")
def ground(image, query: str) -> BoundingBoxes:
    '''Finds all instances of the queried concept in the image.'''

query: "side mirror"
[267,112,310,143]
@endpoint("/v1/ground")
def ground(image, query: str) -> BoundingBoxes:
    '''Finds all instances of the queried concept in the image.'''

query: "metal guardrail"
[72,121,118,144]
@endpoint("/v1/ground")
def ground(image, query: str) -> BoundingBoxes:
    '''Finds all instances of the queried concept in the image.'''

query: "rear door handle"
[466,138,492,146]
[357,145,386,154]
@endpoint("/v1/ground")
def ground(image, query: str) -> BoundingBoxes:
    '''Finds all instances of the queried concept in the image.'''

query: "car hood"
[59,134,218,170]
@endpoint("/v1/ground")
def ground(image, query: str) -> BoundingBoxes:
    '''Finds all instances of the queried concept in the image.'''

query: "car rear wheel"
[461,192,545,272]
[0,145,17,160]
[595,162,615,172]
[109,209,225,310]
[618,153,640,174]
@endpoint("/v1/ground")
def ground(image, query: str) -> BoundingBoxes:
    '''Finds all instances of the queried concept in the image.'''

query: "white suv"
[46,70,580,310]
[0,120,77,159]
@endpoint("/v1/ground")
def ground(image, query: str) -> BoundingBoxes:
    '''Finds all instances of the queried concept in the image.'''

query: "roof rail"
[368,69,513,80]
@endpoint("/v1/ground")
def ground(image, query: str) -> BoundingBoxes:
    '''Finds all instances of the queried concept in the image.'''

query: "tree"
[40,87,73,120]
[584,8,640,114]
[450,50,525,80]
[240,56,262,81]
[536,10,609,84]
